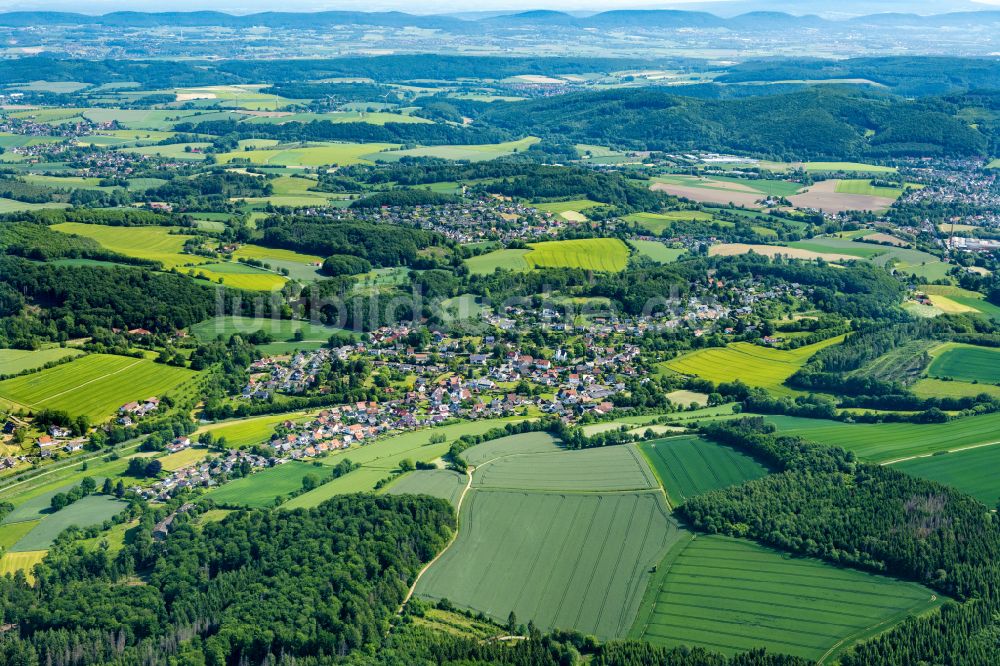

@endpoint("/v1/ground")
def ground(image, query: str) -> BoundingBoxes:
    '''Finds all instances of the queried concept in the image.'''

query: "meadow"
[802,162,896,173]
[524,238,630,272]
[638,435,770,505]
[664,336,845,397]
[8,495,126,551]
[0,347,84,375]
[203,461,318,507]
[51,223,209,270]
[630,240,686,263]
[834,179,906,198]
[0,353,198,422]
[894,443,1000,506]
[631,535,939,661]
[762,413,1000,462]
[230,244,325,282]
[283,418,530,508]
[385,468,468,507]
[928,345,1000,384]
[911,378,1000,400]
[416,489,682,639]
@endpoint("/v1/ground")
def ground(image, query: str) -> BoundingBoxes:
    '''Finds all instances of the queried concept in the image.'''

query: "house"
[37,435,55,456]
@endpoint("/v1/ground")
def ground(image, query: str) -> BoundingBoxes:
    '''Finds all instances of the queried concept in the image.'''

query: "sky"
[0,0,995,14]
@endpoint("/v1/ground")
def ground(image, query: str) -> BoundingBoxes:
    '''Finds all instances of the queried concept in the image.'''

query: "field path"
[400,462,478,609]
[882,439,1000,465]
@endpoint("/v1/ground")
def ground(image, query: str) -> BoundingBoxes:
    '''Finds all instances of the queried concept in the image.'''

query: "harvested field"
[651,182,763,208]
[709,243,858,262]
[788,179,896,213]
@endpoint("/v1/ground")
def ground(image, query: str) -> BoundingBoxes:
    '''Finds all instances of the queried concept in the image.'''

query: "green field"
[0,520,40,549]
[386,469,468,507]
[0,550,47,582]
[9,495,126,551]
[630,240,686,263]
[928,345,1000,384]
[895,445,1000,506]
[216,142,398,167]
[531,199,602,218]
[0,347,84,375]
[0,353,198,422]
[638,436,770,505]
[624,210,715,234]
[371,137,539,163]
[416,489,682,638]
[203,461,319,507]
[763,413,1000,462]
[631,535,939,661]
[911,378,1000,400]
[525,238,630,272]
[229,244,325,282]
[189,316,349,346]
[415,435,681,637]
[193,262,288,291]
[51,223,209,269]
[194,411,311,448]
[803,162,896,173]
[473,445,659,492]
[465,249,530,274]
[460,432,560,466]
[665,336,845,397]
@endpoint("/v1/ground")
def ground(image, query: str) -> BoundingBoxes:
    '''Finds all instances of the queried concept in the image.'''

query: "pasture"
[911,378,1000,400]
[0,347,84,375]
[9,495,126,551]
[524,238,630,272]
[763,413,1000,462]
[895,445,1000,506]
[665,336,845,396]
[928,345,1000,384]
[386,469,468,507]
[631,240,686,263]
[204,461,318,507]
[638,436,769,505]
[0,353,197,422]
[51,223,208,269]
[631,535,939,661]
[416,489,682,638]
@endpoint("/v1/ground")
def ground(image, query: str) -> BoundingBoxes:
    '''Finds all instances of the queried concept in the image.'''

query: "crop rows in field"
[524,238,629,272]
[8,495,126,552]
[632,535,939,661]
[763,413,1000,462]
[665,335,845,396]
[473,445,658,492]
[928,345,1000,384]
[416,489,681,639]
[460,432,559,467]
[638,436,769,505]
[0,353,198,422]
[894,445,1000,506]
[51,222,209,269]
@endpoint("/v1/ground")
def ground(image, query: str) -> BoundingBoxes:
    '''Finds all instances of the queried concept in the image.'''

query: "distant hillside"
[478,88,991,160]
